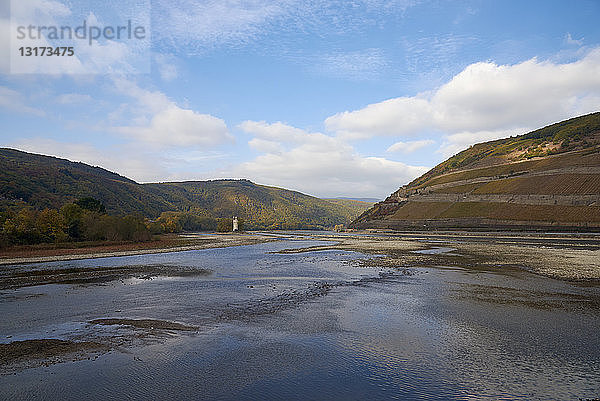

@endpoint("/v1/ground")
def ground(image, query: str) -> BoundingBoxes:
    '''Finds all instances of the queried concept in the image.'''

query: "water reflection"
[333,266,600,400]
[0,236,599,400]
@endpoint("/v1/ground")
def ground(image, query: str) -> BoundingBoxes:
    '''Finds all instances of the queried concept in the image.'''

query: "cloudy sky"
[1,0,599,199]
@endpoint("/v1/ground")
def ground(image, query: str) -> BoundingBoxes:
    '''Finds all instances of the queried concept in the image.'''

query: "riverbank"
[3,230,598,280]
[0,232,276,266]
[2,231,599,399]
[280,231,600,281]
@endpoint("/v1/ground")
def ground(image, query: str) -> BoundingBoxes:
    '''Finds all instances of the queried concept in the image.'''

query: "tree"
[61,203,84,239]
[157,212,183,233]
[81,211,108,241]
[3,208,39,244]
[75,197,106,213]
[36,208,68,243]
[217,218,233,232]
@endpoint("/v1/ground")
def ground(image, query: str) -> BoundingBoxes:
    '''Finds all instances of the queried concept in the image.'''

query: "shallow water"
[1,235,599,400]
[412,246,457,254]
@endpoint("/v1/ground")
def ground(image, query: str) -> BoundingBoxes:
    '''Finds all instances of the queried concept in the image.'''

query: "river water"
[1,234,599,400]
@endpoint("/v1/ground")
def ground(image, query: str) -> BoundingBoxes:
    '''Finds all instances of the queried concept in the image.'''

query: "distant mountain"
[351,112,600,231]
[0,149,370,230]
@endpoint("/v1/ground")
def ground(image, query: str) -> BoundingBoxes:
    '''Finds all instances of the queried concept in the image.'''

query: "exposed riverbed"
[1,232,599,400]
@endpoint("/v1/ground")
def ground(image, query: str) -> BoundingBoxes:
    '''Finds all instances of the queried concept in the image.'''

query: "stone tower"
[232,216,239,232]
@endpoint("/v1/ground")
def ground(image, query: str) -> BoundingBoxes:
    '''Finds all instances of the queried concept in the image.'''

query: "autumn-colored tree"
[216,218,233,232]
[60,203,84,239]
[3,208,39,244]
[36,208,68,243]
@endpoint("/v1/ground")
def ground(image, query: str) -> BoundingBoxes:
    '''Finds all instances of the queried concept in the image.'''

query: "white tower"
[233,216,239,232]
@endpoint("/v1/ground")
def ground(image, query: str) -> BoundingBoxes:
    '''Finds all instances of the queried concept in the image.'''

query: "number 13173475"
[18,47,74,56]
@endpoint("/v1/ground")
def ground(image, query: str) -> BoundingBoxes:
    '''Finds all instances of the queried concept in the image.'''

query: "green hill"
[143,181,369,230]
[0,149,370,230]
[351,112,600,231]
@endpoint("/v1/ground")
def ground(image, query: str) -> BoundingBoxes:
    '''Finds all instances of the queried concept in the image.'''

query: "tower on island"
[232,216,239,232]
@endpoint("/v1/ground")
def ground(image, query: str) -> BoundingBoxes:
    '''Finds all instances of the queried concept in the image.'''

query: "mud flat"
[0,339,109,372]
[0,263,213,290]
[89,318,198,332]
[280,231,600,281]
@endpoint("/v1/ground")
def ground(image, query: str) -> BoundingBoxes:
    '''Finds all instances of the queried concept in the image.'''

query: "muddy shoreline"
[0,339,109,372]
[279,231,600,281]
[0,263,213,290]
[0,232,275,266]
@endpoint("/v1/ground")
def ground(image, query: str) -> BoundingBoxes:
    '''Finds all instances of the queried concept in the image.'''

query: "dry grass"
[472,174,600,195]
[438,202,600,222]
[390,202,454,219]
[431,183,482,194]
[419,149,600,189]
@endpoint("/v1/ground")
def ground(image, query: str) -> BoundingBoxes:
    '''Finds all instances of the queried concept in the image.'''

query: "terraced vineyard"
[352,112,600,231]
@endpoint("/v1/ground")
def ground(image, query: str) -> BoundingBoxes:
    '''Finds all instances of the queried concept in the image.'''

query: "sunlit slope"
[144,180,371,229]
[351,112,600,231]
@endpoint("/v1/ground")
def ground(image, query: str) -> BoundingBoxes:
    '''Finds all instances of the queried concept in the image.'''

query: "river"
[1,233,599,400]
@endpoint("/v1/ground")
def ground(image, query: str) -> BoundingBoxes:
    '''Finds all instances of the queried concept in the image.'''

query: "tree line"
[0,197,242,248]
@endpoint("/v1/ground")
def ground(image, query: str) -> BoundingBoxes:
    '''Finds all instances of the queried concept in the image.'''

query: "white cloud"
[325,47,600,154]
[239,120,306,142]
[233,121,428,197]
[9,138,170,183]
[111,77,171,116]
[111,77,232,147]
[430,51,600,132]
[248,138,284,154]
[401,34,475,76]
[564,33,584,47]
[5,12,86,74]
[326,96,432,139]
[74,36,145,75]
[0,86,45,116]
[153,0,288,53]
[152,0,421,54]
[10,0,71,21]
[311,48,388,81]
[154,53,178,81]
[6,0,150,75]
[116,105,230,147]
[387,139,434,153]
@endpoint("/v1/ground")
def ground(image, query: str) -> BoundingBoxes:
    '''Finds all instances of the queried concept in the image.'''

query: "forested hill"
[0,148,169,216]
[351,112,600,231]
[0,148,370,230]
[143,180,370,229]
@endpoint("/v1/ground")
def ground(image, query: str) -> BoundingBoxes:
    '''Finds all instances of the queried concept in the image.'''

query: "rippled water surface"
[1,235,599,400]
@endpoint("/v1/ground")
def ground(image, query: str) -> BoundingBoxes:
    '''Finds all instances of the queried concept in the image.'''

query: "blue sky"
[1,0,599,198]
